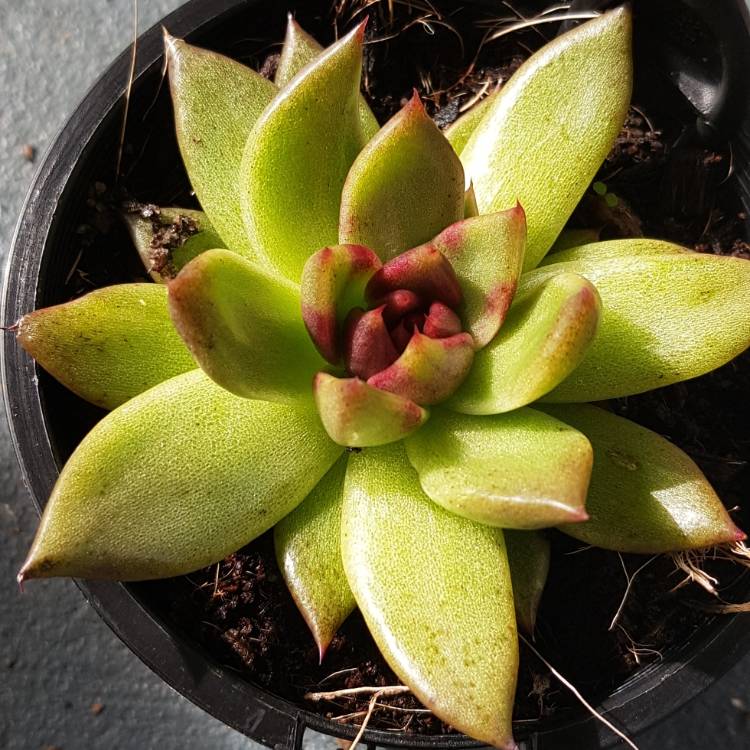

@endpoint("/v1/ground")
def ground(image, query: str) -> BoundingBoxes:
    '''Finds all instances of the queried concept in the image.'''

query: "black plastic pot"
[3,1,750,748]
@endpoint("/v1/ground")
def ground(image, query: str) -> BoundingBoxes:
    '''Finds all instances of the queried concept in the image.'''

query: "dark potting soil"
[38,0,750,740]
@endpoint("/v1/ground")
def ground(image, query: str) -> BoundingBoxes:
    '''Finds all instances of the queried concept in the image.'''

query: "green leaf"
[367,331,475,405]
[460,8,632,270]
[275,16,379,139]
[301,244,382,364]
[17,284,195,410]
[123,206,225,282]
[19,370,343,581]
[519,253,750,402]
[505,530,550,636]
[464,183,479,218]
[405,408,591,529]
[548,228,601,254]
[274,454,355,659]
[540,237,688,266]
[313,373,428,447]
[165,33,276,257]
[342,442,518,749]
[450,272,600,414]
[168,249,324,403]
[444,91,498,155]
[241,24,368,282]
[541,404,745,553]
[339,92,465,262]
[426,206,527,348]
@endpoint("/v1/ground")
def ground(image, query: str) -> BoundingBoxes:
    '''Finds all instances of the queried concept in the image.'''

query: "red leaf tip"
[354,17,369,41]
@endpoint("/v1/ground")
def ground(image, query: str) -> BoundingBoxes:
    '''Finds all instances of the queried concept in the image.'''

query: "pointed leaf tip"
[314,372,428,447]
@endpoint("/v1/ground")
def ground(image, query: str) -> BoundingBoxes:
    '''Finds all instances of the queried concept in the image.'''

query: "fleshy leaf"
[19,371,343,581]
[426,206,527,348]
[339,92,465,261]
[423,302,462,339]
[301,244,382,364]
[241,24,368,282]
[342,442,518,749]
[460,8,632,270]
[548,228,602,254]
[368,332,474,405]
[541,404,745,553]
[124,206,224,282]
[275,16,379,139]
[168,249,324,403]
[404,408,591,529]
[518,253,750,402]
[540,237,689,266]
[313,373,428,447]
[464,183,479,218]
[445,91,498,155]
[274,454,355,659]
[343,306,398,379]
[17,284,195,410]
[365,244,463,310]
[450,272,600,414]
[505,530,550,636]
[165,33,276,257]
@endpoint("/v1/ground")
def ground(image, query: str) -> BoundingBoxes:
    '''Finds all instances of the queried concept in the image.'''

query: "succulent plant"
[17,7,750,748]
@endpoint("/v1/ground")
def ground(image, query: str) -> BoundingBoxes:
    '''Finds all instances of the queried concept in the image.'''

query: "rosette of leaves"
[17,9,750,748]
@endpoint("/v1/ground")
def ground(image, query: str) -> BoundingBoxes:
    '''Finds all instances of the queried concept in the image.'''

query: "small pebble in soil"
[21,144,36,162]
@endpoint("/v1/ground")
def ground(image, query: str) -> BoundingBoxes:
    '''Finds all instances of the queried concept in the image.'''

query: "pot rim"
[4,1,750,748]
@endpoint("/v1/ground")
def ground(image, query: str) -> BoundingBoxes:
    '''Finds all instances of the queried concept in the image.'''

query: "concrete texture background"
[0,2,748,749]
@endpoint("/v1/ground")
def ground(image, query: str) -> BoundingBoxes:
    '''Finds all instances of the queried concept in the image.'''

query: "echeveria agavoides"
[17,10,750,749]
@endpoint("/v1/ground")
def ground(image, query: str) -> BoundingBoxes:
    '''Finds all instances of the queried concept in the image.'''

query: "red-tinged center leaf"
[313,373,428,447]
[380,289,423,326]
[366,244,463,310]
[427,207,527,348]
[423,302,462,339]
[368,331,475,405]
[300,244,382,364]
[343,306,399,379]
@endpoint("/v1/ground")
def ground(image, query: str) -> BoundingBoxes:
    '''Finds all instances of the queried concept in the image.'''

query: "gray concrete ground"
[1,2,748,749]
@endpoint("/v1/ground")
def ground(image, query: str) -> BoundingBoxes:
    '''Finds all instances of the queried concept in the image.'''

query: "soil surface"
[42,0,750,741]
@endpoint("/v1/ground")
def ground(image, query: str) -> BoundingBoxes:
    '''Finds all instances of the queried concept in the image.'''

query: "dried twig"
[116,0,139,178]
[485,11,599,42]
[520,634,640,750]
[609,554,657,631]
[349,690,382,750]
[305,685,410,702]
